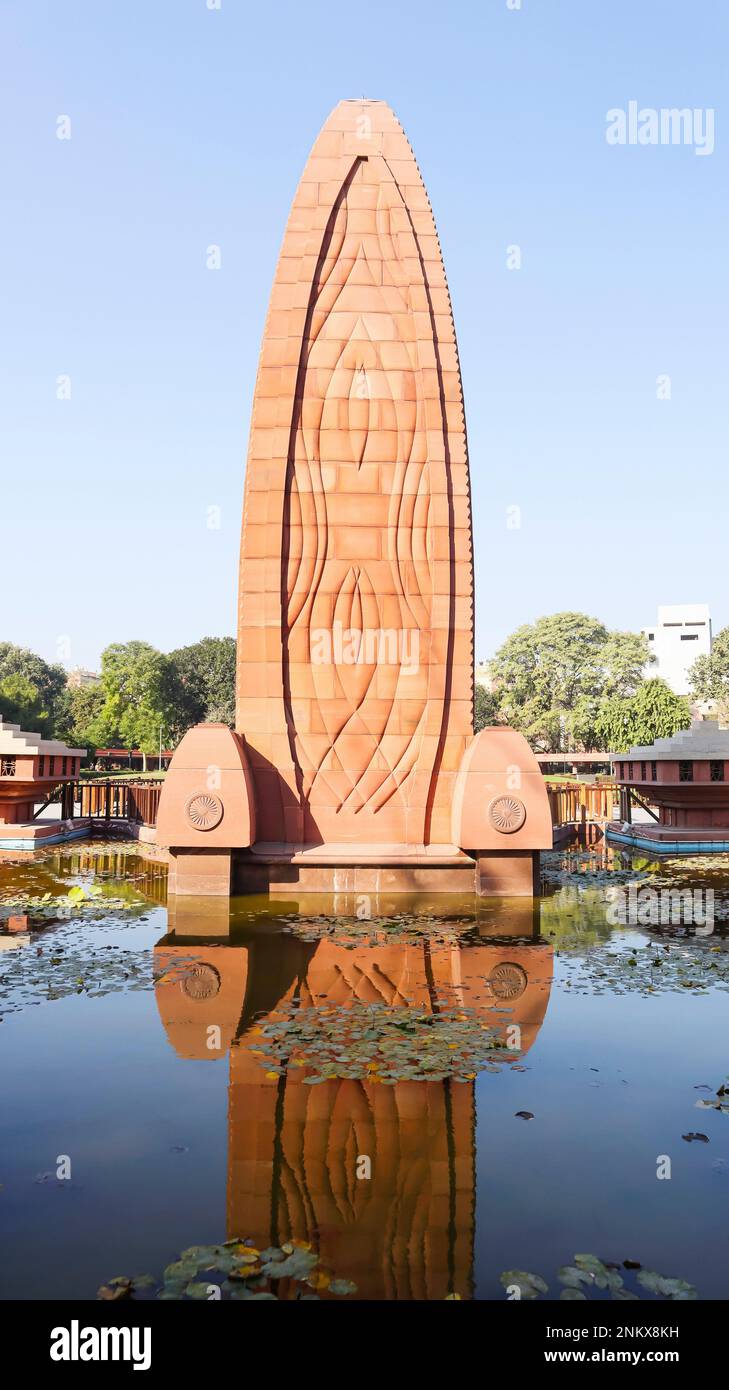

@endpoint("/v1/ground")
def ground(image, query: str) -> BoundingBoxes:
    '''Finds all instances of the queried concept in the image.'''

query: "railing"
[547,780,619,827]
[59,780,163,827]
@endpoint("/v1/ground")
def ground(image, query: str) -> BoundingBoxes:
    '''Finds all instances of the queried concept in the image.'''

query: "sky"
[1,0,727,673]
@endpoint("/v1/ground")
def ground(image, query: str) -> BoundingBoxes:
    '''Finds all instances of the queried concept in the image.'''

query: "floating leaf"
[499,1269,548,1299]
[637,1270,698,1300]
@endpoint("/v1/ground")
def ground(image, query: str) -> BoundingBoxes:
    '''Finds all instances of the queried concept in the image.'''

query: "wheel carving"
[181,963,221,1001]
[487,794,526,833]
[487,962,528,1000]
[184,792,224,831]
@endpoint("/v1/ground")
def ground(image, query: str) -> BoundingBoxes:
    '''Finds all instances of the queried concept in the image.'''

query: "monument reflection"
[154,901,553,1300]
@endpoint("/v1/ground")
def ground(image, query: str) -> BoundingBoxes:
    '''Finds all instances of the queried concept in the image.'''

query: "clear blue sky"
[2,0,726,672]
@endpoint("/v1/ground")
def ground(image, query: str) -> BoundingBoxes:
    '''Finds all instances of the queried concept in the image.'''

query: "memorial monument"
[156,100,552,899]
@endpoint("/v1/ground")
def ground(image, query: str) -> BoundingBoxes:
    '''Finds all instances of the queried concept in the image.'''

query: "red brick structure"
[157,100,552,898]
[609,720,729,851]
[0,718,85,847]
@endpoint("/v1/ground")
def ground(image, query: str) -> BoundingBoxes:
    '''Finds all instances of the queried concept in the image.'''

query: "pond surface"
[1,841,727,1303]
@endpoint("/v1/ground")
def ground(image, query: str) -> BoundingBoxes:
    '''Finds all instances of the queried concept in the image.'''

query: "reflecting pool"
[1,841,728,1302]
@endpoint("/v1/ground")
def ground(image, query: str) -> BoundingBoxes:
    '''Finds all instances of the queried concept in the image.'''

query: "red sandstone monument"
[157,100,552,899]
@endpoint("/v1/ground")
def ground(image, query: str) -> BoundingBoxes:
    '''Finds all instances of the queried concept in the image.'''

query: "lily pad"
[499,1269,548,1299]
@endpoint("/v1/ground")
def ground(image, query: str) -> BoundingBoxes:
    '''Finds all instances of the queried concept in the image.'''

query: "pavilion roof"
[617,720,729,761]
[0,718,85,760]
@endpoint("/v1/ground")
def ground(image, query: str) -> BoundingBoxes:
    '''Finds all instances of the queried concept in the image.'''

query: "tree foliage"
[89,642,176,770]
[54,684,106,753]
[167,637,236,733]
[0,643,66,734]
[488,613,651,751]
[473,683,504,733]
[594,679,691,753]
[689,625,729,703]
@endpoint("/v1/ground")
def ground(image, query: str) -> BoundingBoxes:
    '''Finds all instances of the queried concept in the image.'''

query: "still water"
[1,841,727,1302]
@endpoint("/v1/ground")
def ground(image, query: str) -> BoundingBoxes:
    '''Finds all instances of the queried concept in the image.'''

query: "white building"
[642,604,712,696]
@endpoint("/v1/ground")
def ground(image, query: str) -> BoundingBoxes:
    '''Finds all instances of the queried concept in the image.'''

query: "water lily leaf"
[499,1269,548,1299]
[97,1277,132,1300]
[261,1248,318,1280]
[328,1277,358,1295]
[558,1265,593,1289]
[185,1281,217,1300]
[560,1287,587,1300]
[637,1269,698,1300]
[163,1259,198,1284]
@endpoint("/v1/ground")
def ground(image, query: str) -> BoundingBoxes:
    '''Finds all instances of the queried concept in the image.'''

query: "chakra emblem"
[184,792,224,831]
[181,963,221,1001]
[487,794,526,834]
[487,962,528,1001]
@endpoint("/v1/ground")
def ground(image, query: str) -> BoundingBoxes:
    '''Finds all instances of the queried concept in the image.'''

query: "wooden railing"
[547,780,619,827]
[59,780,163,827]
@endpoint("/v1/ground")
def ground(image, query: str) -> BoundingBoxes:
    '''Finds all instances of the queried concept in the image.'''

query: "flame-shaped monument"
[157,100,552,899]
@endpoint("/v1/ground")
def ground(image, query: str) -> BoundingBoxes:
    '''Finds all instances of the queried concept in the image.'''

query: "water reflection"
[154,908,553,1300]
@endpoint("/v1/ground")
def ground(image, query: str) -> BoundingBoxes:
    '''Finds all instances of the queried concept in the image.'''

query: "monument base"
[168,848,233,897]
[230,843,541,899]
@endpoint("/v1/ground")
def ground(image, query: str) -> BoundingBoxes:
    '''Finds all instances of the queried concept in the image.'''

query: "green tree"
[0,673,48,731]
[54,684,106,754]
[91,642,175,771]
[594,678,691,753]
[689,626,729,704]
[473,682,504,732]
[488,613,652,751]
[167,636,236,734]
[0,642,67,734]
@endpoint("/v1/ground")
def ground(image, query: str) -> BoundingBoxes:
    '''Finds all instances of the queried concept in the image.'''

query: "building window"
[1,757,17,777]
[651,761,657,780]
[62,757,67,775]
[49,756,55,775]
[640,761,646,780]
[619,762,624,778]
[680,634,699,641]
[39,755,45,776]
[710,760,725,782]
[648,633,655,641]
[679,761,693,783]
